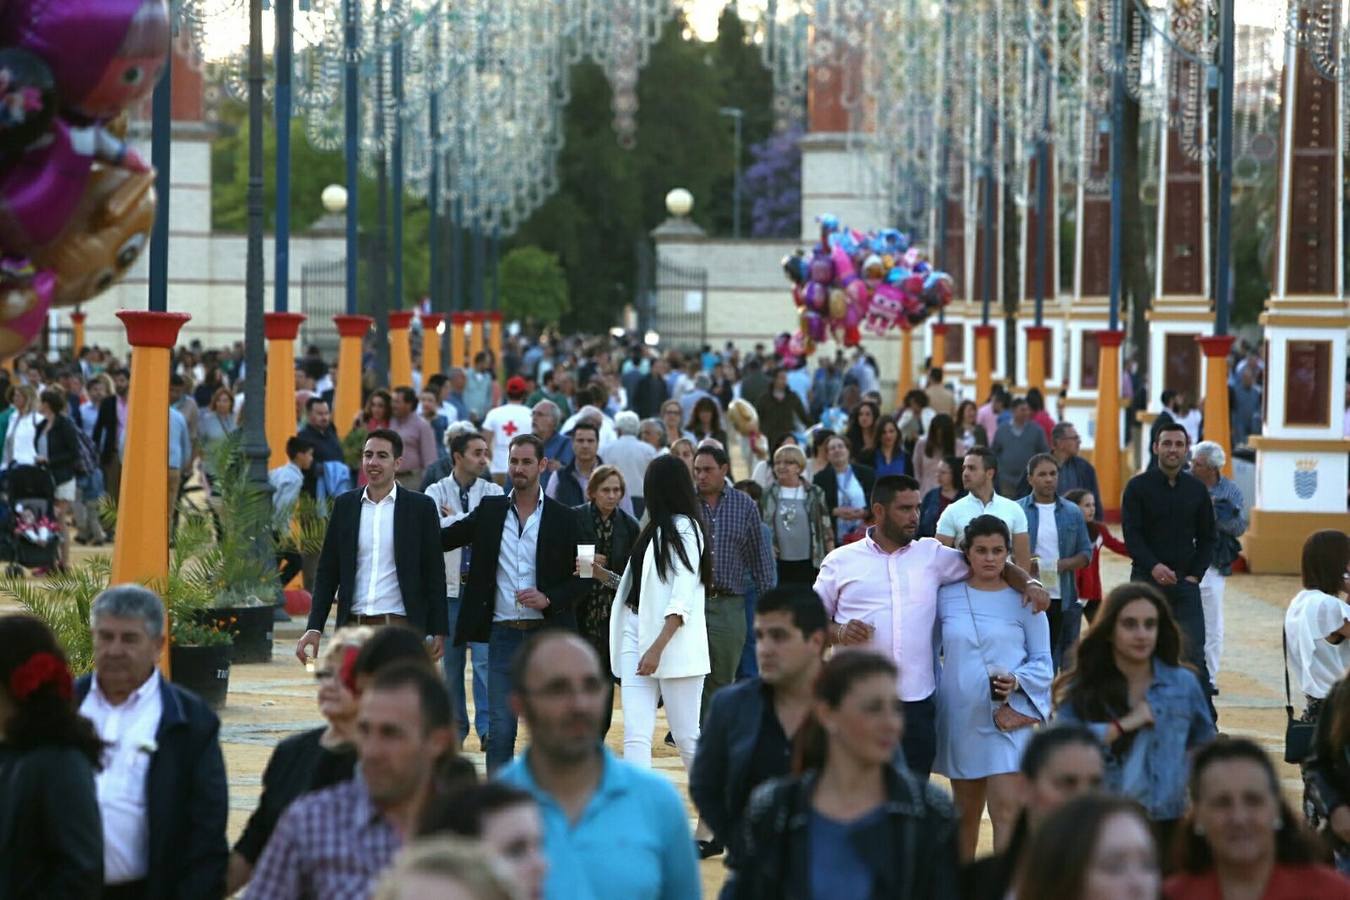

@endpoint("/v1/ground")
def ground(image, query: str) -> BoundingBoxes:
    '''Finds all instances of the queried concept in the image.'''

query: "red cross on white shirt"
[502,420,519,437]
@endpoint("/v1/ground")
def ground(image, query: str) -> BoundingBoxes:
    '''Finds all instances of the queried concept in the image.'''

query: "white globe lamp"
[321,184,349,215]
[665,188,693,219]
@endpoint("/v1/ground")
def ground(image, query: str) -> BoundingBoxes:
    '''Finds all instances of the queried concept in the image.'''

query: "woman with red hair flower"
[0,614,105,897]
[226,625,376,893]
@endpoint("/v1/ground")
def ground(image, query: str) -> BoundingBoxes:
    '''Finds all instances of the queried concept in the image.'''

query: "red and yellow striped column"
[388,310,414,388]
[421,313,444,381]
[333,314,373,438]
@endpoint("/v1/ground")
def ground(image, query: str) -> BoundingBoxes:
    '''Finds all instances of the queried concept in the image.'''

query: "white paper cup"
[577,544,596,578]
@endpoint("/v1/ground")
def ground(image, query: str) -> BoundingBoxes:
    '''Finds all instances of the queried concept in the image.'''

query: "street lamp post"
[343,0,360,317]
[275,0,293,314]
[243,0,276,596]
[718,106,744,238]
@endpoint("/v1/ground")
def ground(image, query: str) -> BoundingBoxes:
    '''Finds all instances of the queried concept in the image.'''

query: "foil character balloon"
[803,310,826,342]
[3,0,171,123]
[830,244,855,281]
[0,48,54,155]
[802,281,826,312]
[827,287,848,321]
[809,254,834,285]
[781,250,808,285]
[32,164,155,307]
[0,264,52,357]
[0,120,91,254]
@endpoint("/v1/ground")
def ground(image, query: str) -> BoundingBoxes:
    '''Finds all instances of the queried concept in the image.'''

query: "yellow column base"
[488,311,504,376]
[71,310,86,353]
[932,323,948,371]
[1198,335,1235,478]
[1093,330,1125,518]
[449,312,467,370]
[467,311,484,365]
[389,310,414,388]
[1244,509,1350,574]
[264,312,306,470]
[974,325,995,408]
[1025,325,1051,395]
[110,311,191,677]
[894,328,914,409]
[421,313,444,379]
[334,315,373,438]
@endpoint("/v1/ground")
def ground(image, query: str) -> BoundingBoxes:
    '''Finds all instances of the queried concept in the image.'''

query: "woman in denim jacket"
[1053,582,1215,855]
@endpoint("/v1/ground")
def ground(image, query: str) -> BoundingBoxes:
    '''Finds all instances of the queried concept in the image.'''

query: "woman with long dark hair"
[919,456,966,538]
[935,515,1053,859]
[1015,794,1160,900]
[871,417,908,477]
[607,453,712,774]
[913,413,957,496]
[962,726,1106,900]
[1284,529,1350,727]
[727,650,959,899]
[956,400,988,454]
[845,399,882,462]
[0,615,104,897]
[1054,582,1215,850]
[686,396,728,448]
[1166,738,1349,898]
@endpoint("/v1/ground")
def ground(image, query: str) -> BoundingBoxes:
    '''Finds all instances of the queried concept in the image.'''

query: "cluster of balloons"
[776,214,953,364]
[0,0,168,356]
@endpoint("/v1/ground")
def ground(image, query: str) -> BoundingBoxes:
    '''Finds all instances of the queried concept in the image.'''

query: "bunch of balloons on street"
[777,213,953,364]
[0,0,168,356]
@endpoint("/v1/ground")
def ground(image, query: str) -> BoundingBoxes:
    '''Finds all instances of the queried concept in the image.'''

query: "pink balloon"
[0,267,53,358]
[0,120,91,255]
[830,243,855,282]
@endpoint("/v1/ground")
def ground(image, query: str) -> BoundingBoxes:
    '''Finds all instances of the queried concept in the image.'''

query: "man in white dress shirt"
[76,585,228,900]
[424,430,501,749]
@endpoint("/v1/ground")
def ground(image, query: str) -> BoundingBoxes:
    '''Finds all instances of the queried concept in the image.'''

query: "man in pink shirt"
[976,385,1006,445]
[814,473,1048,779]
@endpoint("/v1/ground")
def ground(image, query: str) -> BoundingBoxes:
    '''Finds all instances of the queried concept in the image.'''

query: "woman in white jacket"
[608,453,712,772]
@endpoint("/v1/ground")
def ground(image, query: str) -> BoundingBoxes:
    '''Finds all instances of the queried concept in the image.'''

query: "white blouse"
[1285,589,1350,700]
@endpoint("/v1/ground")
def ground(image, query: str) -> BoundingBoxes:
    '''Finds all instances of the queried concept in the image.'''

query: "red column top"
[1196,334,1237,358]
[334,314,375,338]
[1024,325,1053,340]
[263,311,306,341]
[421,313,445,329]
[116,310,191,349]
[69,311,87,324]
[1094,329,1126,348]
[388,310,415,331]
[487,310,503,323]
[931,323,949,336]
[449,312,468,325]
[973,324,997,338]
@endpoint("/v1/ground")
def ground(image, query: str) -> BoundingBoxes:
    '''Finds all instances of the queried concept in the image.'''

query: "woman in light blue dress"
[934,514,1053,861]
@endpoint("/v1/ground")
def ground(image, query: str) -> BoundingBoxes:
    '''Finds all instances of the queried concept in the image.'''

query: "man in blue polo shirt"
[497,630,699,900]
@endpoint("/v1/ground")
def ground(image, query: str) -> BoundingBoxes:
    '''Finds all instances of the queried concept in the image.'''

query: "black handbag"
[1283,631,1317,764]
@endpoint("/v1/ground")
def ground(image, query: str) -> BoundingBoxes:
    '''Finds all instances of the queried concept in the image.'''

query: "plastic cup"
[578,544,595,578]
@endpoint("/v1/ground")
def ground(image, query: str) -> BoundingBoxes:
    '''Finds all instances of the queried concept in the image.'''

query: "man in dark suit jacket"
[440,432,588,771]
[77,585,228,900]
[812,433,877,541]
[296,428,448,664]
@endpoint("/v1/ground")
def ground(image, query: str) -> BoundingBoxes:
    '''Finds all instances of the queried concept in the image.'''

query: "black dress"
[232,727,357,864]
[0,743,103,898]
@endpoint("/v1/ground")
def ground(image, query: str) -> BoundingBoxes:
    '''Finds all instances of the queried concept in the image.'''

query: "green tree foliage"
[211,103,430,311]
[499,246,570,325]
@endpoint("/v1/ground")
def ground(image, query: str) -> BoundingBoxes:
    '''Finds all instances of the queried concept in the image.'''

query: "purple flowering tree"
[743,126,802,238]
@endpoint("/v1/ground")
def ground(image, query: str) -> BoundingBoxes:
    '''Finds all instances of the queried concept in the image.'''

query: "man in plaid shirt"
[692,445,775,721]
[246,664,455,899]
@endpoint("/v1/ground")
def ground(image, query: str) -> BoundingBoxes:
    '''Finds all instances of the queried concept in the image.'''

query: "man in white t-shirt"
[481,376,533,483]
[936,447,1031,570]
[1017,453,1092,671]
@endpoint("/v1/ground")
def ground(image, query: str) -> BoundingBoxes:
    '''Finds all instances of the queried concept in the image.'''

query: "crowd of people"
[0,330,1348,900]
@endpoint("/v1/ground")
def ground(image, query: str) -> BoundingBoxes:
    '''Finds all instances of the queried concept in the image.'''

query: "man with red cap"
[481,376,534,486]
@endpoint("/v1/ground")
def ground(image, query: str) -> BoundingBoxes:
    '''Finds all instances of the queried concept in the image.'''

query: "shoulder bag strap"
[1282,629,1297,723]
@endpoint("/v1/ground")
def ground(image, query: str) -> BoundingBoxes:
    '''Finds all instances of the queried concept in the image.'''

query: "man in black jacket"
[631,356,671,419]
[440,432,588,771]
[296,428,448,665]
[691,585,826,862]
[1122,420,1217,712]
[77,585,228,900]
[297,396,344,499]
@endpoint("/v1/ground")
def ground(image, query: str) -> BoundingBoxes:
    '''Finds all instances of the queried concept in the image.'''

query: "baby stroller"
[0,464,61,577]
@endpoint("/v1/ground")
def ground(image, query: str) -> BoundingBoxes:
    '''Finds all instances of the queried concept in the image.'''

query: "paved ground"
[2,537,1307,897]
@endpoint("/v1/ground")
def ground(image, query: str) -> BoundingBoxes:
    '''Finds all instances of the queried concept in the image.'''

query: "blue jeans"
[487,623,529,773]
[442,596,489,746]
